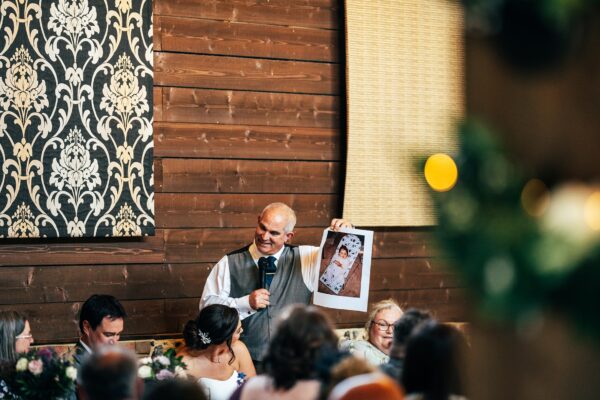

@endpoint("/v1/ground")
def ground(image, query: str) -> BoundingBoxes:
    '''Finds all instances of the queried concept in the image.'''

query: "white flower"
[66,366,77,381]
[174,365,187,379]
[15,358,28,372]
[139,357,152,365]
[138,365,152,379]
[155,355,170,366]
[28,359,43,375]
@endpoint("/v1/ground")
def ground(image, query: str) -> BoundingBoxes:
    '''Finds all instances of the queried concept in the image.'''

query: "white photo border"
[312,227,373,312]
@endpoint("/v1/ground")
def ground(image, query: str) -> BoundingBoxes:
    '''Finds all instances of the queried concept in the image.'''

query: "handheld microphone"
[258,257,276,290]
[258,257,268,290]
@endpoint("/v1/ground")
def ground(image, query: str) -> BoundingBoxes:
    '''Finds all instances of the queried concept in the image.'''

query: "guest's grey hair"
[78,346,139,400]
[0,311,27,364]
[365,299,403,340]
[260,202,297,233]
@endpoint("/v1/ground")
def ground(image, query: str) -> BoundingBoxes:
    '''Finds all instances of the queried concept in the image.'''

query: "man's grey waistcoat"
[228,244,311,361]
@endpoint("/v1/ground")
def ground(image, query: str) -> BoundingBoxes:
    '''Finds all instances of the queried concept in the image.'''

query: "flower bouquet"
[11,348,76,400]
[137,347,187,381]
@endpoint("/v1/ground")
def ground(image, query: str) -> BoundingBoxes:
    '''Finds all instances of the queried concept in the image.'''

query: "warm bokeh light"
[424,153,458,192]
[584,192,600,231]
[521,179,550,217]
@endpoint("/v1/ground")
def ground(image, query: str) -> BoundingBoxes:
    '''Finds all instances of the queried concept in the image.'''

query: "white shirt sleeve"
[299,245,321,292]
[199,256,257,320]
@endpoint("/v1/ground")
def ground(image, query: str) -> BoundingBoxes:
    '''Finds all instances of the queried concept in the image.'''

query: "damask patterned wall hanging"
[0,0,154,238]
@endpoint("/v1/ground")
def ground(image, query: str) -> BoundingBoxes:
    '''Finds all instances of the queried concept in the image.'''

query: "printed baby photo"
[318,231,364,297]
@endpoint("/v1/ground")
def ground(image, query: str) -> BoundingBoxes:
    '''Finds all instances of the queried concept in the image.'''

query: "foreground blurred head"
[265,305,339,390]
[142,379,207,400]
[402,321,467,400]
[78,346,141,400]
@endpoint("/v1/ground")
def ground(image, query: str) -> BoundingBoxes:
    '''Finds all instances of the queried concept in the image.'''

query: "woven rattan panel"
[343,0,464,226]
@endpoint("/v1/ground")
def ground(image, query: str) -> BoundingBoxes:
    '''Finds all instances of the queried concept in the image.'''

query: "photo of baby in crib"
[318,231,364,297]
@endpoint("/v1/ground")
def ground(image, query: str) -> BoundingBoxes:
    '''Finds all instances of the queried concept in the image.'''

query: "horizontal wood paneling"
[158,16,339,62]
[323,288,468,328]
[161,87,340,128]
[0,258,457,305]
[154,0,340,30]
[0,232,165,267]
[163,228,437,263]
[370,228,435,259]
[0,264,210,304]
[154,16,162,51]
[15,298,199,343]
[155,52,339,94]
[155,193,339,228]
[158,158,340,193]
[154,122,341,160]
[153,87,163,121]
[369,258,461,291]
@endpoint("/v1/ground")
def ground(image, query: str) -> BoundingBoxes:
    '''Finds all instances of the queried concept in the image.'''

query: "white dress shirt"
[199,241,321,320]
[79,339,92,354]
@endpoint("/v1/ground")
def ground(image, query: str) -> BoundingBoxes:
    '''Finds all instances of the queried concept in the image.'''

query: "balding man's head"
[260,203,297,233]
[255,203,297,255]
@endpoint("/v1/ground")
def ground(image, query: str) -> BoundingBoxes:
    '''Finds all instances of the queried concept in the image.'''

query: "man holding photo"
[199,202,352,366]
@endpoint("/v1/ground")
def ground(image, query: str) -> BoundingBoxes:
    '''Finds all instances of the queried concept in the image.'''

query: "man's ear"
[284,231,295,243]
[82,320,92,337]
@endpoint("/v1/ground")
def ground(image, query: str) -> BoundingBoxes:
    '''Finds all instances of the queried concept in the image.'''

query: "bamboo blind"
[343,0,464,226]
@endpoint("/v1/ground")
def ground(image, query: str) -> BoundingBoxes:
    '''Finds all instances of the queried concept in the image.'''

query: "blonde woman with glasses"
[340,299,403,366]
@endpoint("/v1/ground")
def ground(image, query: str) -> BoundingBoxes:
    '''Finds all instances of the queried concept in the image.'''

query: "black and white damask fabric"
[0,0,154,238]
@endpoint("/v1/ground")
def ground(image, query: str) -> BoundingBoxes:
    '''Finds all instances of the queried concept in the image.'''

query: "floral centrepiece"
[10,348,76,400]
[137,348,187,381]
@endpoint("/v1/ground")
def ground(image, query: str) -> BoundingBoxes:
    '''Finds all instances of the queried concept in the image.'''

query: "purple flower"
[36,348,53,361]
[155,369,174,381]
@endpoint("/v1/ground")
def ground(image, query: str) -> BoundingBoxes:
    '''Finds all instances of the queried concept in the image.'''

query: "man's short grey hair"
[78,346,139,400]
[260,202,297,233]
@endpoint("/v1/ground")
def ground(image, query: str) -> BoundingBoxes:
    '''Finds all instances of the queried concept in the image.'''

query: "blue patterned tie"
[258,256,277,289]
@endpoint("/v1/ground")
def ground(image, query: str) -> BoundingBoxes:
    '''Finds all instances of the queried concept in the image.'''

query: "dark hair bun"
[182,305,239,351]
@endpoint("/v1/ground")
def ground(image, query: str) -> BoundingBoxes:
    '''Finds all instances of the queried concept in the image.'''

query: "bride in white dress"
[177,304,256,400]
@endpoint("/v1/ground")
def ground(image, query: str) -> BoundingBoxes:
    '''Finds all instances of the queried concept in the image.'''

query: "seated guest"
[340,299,403,366]
[72,294,127,368]
[142,379,207,400]
[177,304,255,400]
[77,346,142,400]
[233,305,339,400]
[381,309,432,381]
[0,311,34,394]
[401,321,468,400]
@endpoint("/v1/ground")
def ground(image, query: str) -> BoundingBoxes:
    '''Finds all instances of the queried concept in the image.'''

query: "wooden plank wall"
[0,0,465,344]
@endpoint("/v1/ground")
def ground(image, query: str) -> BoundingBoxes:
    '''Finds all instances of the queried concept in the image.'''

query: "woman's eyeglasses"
[371,320,395,332]
[15,333,34,341]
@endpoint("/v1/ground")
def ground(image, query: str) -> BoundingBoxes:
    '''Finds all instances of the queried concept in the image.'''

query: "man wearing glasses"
[341,299,403,366]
